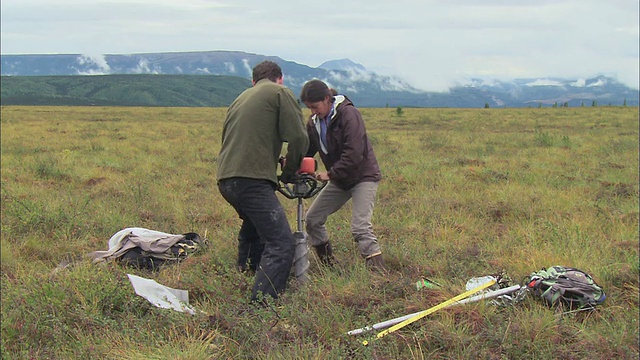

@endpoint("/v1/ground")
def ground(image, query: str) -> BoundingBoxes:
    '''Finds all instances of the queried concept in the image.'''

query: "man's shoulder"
[254,80,292,95]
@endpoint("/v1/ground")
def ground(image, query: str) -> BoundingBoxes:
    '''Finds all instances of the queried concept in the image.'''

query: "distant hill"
[1,51,638,107]
[318,59,367,72]
[0,74,251,106]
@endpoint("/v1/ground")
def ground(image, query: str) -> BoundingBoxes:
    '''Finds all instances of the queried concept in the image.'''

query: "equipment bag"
[89,228,203,270]
[119,232,202,270]
[526,266,606,309]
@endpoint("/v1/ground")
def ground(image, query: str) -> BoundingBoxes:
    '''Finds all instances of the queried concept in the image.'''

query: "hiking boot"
[314,242,337,266]
[365,253,387,272]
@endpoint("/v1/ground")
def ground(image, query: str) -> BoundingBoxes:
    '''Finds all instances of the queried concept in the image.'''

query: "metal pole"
[372,280,497,341]
[293,198,309,283]
[348,284,522,336]
[297,198,304,232]
[454,284,522,305]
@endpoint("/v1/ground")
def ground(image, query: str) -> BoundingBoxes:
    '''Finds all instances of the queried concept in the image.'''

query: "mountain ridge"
[1,51,637,107]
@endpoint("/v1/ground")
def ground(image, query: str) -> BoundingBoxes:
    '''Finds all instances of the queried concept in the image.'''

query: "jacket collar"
[311,95,346,124]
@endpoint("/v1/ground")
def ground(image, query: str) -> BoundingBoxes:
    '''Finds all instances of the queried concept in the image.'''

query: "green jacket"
[217,79,309,184]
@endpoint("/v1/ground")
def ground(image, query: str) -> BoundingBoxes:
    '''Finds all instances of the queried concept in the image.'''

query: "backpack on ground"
[89,228,203,270]
[119,232,202,270]
[526,266,606,309]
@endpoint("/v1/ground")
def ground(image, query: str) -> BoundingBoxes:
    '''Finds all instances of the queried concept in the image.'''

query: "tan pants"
[305,180,381,258]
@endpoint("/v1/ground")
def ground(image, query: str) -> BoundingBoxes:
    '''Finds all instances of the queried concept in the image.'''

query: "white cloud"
[1,0,638,90]
[224,62,236,73]
[76,54,110,74]
[241,59,252,77]
[570,79,586,87]
[346,86,359,93]
[132,59,159,74]
[344,68,372,83]
[587,79,606,87]
[525,79,565,87]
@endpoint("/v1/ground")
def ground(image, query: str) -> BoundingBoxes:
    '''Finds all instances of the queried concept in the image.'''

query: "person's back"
[218,78,306,185]
[216,60,309,303]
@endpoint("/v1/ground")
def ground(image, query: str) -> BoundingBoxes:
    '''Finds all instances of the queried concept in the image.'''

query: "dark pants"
[218,177,295,301]
[237,220,265,272]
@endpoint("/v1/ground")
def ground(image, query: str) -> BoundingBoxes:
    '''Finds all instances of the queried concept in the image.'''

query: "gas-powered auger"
[277,157,327,283]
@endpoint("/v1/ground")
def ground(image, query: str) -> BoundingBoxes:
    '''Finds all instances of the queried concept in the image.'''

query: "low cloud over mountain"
[1,51,637,107]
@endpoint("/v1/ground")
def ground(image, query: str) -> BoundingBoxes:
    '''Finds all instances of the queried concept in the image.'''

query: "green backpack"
[526,266,606,309]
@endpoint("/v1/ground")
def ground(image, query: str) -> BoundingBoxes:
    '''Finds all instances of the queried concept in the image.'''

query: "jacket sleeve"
[328,106,367,182]
[305,119,319,157]
[277,88,309,176]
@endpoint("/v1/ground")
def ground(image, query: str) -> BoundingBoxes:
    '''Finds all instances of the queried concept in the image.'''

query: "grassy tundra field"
[1,105,638,359]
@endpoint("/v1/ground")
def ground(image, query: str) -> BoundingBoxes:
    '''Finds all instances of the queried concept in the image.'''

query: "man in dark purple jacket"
[300,79,385,270]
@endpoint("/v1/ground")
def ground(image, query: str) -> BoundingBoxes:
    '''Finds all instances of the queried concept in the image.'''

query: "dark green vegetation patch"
[0,75,252,107]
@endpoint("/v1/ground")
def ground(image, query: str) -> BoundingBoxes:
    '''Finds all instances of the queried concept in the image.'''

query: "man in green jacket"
[217,60,309,303]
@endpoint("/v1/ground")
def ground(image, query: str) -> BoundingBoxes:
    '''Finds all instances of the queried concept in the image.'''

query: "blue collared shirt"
[319,105,334,150]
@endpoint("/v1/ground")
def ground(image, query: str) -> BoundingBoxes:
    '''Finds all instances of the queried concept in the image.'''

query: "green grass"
[1,105,638,359]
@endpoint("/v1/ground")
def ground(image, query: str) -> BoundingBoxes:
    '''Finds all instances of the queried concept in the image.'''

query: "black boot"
[314,242,337,266]
[365,253,387,272]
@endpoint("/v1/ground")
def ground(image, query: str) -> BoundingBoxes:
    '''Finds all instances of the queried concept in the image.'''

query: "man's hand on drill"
[315,172,330,182]
[280,170,297,184]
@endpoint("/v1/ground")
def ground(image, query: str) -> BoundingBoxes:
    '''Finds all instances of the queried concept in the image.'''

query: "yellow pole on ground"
[367,279,497,344]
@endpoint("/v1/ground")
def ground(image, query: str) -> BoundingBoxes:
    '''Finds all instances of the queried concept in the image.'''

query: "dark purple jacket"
[305,95,381,190]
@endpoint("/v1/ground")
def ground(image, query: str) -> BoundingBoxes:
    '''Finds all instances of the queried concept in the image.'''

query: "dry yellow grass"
[1,105,638,359]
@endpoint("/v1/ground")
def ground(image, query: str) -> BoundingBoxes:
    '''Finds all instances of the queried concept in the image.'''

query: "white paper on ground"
[465,276,497,291]
[127,274,196,315]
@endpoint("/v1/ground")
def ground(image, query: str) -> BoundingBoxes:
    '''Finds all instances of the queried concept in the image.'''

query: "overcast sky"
[1,0,638,91]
